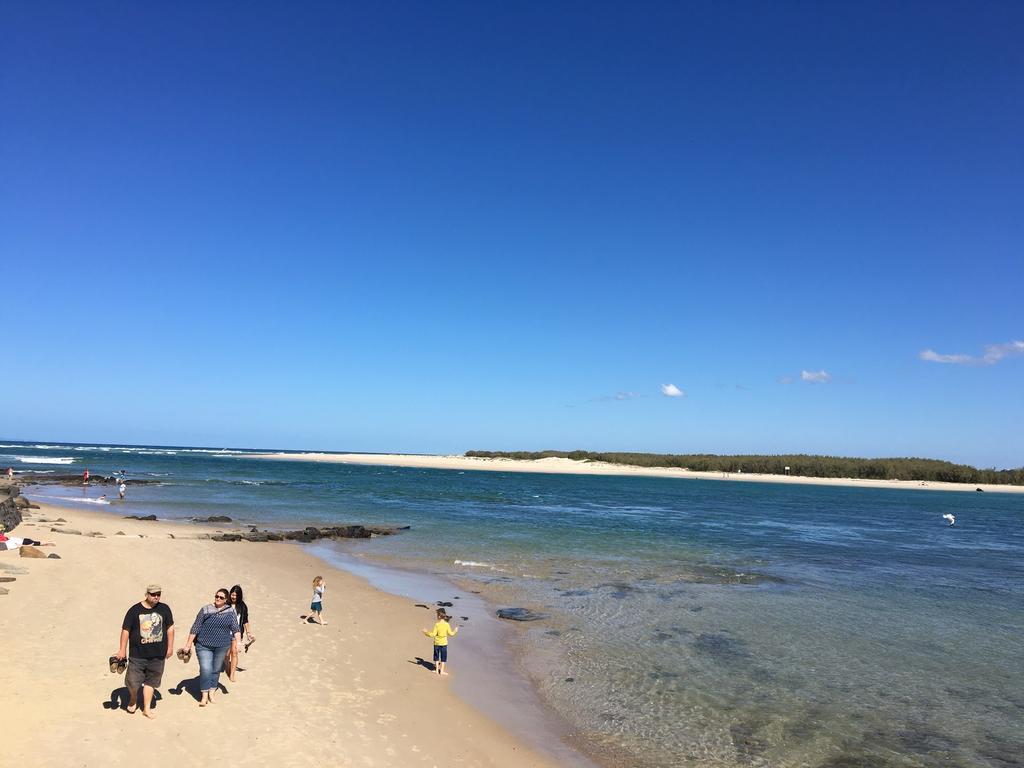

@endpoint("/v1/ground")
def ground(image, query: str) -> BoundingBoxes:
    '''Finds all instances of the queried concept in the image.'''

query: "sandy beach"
[249,452,1024,494]
[0,492,571,768]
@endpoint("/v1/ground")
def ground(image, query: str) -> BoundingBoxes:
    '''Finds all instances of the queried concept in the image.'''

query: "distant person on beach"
[83,468,89,485]
[180,588,241,707]
[115,584,174,719]
[307,576,326,625]
[5,467,12,480]
[422,608,458,676]
[119,482,127,500]
[224,584,253,681]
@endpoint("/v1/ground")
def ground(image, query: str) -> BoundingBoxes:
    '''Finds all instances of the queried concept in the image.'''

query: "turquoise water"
[7,441,1023,768]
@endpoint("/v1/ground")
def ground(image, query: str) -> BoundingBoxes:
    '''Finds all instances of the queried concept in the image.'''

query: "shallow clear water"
[8,441,1023,768]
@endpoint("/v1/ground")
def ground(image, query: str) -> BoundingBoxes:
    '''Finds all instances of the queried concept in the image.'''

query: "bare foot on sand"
[440,671,450,676]
[142,710,156,719]
[126,703,137,714]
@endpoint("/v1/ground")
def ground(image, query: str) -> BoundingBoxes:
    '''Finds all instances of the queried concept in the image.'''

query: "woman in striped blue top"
[180,588,241,707]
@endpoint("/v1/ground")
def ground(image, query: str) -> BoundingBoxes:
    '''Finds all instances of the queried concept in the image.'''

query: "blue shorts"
[432,644,448,663]
[310,601,322,612]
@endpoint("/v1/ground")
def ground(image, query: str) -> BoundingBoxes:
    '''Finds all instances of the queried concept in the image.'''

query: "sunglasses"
[214,594,228,600]
[147,592,162,597]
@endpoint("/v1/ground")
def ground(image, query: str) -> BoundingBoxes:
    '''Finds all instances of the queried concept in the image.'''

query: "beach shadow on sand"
[409,657,437,673]
[102,686,162,712]
[168,677,228,702]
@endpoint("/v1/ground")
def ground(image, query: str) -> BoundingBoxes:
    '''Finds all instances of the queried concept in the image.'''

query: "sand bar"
[1,496,572,768]
[249,452,1024,494]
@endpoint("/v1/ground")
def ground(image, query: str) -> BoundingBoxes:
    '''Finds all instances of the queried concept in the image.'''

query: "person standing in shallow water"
[115,584,175,719]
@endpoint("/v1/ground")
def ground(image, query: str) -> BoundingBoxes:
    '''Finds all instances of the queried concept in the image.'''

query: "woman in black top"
[225,584,253,682]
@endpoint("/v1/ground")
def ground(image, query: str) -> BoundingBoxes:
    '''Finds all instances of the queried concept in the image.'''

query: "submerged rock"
[195,516,233,523]
[496,607,548,622]
[123,515,158,521]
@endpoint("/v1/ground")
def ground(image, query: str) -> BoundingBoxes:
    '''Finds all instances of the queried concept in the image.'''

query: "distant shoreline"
[249,452,1024,494]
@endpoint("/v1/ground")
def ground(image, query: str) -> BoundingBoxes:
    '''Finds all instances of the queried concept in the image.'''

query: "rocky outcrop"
[211,524,409,543]
[1,485,23,533]
[16,474,161,486]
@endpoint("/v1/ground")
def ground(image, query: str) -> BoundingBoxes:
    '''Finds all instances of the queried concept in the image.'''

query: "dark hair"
[216,587,230,600]
[230,584,248,618]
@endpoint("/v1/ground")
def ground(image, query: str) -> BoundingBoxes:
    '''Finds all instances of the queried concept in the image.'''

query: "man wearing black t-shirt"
[115,584,174,719]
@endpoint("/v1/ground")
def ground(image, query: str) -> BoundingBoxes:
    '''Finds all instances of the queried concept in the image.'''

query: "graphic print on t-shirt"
[138,612,164,644]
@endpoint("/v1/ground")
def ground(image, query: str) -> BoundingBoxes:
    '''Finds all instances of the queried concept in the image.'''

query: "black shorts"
[432,645,448,663]
[126,656,166,689]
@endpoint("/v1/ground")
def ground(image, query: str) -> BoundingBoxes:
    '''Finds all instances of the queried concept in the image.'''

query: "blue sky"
[1,2,1021,467]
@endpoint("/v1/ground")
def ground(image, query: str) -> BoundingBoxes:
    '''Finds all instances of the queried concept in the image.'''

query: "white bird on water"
[942,513,956,527]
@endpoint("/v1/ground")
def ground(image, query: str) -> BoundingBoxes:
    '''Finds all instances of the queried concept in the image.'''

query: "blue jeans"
[195,643,229,692]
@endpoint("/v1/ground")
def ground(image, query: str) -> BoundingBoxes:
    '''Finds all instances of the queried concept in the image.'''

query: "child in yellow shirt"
[422,609,458,676]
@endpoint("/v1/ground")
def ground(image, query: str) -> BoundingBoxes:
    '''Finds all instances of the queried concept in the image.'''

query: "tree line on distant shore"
[463,451,1024,486]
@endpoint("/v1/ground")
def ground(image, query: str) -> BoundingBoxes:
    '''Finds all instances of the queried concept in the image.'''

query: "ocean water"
[7,441,1023,768]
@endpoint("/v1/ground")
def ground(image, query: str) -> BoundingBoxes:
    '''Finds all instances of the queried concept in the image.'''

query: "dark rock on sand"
[212,534,244,542]
[47,553,61,559]
[1,486,24,532]
[19,546,47,558]
[496,607,548,622]
[52,528,82,535]
[0,577,16,582]
[436,601,453,607]
[123,515,158,521]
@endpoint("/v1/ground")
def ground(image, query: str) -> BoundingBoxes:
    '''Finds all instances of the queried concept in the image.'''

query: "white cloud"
[800,370,832,384]
[661,383,685,397]
[920,340,1024,366]
[589,391,641,404]
[983,340,1024,364]
[919,349,973,364]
